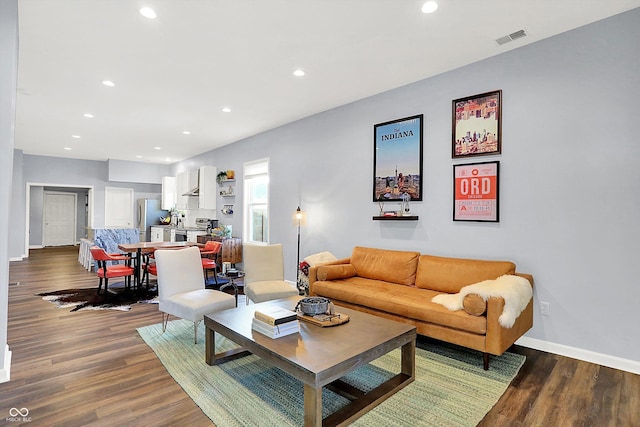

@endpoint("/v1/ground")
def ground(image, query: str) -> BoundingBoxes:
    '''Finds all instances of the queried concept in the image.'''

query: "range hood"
[182,186,199,196]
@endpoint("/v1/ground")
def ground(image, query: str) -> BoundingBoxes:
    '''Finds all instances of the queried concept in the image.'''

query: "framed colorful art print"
[373,114,423,202]
[452,90,502,158]
[453,161,499,222]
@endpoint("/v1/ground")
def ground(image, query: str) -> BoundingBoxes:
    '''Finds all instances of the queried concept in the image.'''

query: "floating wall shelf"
[372,216,419,221]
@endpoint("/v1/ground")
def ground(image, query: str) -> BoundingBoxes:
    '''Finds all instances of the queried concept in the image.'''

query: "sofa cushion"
[415,255,515,293]
[316,264,357,281]
[351,246,420,286]
[313,277,487,334]
[463,294,487,316]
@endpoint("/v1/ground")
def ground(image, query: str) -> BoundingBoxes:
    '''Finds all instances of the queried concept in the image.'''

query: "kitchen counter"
[86,227,139,243]
[151,225,208,242]
[150,225,208,231]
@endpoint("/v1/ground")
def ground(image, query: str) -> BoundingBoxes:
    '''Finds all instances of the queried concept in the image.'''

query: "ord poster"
[453,161,499,222]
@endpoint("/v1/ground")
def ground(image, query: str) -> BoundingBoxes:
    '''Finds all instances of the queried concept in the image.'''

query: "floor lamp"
[293,206,307,295]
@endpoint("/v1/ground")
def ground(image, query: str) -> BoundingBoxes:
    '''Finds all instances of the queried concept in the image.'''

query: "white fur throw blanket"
[431,275,532,328]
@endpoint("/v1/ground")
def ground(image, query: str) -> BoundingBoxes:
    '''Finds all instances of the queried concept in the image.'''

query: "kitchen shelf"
[219,179,235,183]
[221,203,234,215]
[372,215,419,221]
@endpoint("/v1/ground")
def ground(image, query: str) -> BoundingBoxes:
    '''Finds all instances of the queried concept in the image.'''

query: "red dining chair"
[89,246,135,295]
[200,240,222,285]
[141,250,158,290]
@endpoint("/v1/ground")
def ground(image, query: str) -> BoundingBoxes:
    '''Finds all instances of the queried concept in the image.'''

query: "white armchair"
[155,246,236,343]
[243,243,298,304]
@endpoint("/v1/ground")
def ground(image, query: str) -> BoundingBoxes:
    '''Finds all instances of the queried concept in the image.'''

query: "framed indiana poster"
[373,114,423,202]
[453,161,499,222]
[452,90,502,158]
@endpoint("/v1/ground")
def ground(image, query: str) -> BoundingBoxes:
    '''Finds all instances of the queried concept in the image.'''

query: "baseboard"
[516,336,640,375]
[29,245,44,249]
[9,256,23,262]
[0,345,11,383]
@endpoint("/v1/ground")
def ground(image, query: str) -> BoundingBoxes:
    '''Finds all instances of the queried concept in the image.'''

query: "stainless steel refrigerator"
[136,199,168,242]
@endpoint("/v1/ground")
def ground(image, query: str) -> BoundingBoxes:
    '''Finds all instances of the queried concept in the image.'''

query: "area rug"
[37,285,158,312]
[138,319,525,426]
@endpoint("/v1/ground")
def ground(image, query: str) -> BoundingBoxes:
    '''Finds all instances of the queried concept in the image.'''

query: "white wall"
[177,9,640,368]
[0,0,18,383]
[10,154,162,258]
[107,159,171,184]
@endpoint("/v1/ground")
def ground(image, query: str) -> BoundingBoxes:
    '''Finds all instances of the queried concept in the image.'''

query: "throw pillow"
[304,251,338,266]
[463,294,487,316]
[317,264,356,281]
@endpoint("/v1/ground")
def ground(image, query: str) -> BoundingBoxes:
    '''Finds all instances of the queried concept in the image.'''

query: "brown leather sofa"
[309,246,533,369]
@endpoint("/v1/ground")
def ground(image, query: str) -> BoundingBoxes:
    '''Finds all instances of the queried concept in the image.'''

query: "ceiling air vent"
[495,29,527,46]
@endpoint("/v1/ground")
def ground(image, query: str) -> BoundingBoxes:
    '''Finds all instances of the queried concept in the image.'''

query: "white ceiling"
[15,0,640,164]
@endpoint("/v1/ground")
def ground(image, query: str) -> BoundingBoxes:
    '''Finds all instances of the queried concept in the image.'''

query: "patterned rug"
[38,280,240,312]
[138,319,525,426]
[37,285,158,312]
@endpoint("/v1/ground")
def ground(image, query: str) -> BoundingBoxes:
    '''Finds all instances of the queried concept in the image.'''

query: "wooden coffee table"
[204,296,416,427]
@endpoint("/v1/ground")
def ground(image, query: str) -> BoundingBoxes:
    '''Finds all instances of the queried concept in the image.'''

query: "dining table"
[117,241,201,290]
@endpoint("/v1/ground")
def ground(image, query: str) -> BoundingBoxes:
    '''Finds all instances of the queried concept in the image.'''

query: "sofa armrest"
[485,273,534,355]
[309,257,351,295]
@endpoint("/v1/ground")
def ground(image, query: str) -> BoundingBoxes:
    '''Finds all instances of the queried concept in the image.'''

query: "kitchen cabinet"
[161,176,176,210]
[150,226,164,242]
[187,230,207,242]
[175,171,188,210]
[175,166,216,211]
[176,170,198,210]
[198,165,217,210]
[196,236,243,264]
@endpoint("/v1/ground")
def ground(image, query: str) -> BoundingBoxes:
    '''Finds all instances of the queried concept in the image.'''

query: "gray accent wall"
[5,7,639,373]
[176,9,640,365]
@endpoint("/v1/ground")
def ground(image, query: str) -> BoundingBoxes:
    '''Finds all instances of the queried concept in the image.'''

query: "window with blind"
[243,158,269,244]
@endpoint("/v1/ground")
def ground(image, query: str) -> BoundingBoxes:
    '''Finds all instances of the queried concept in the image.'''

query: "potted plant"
[216,171,228,184]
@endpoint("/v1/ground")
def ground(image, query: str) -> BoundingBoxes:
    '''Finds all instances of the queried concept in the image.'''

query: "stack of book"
[252,306,299,338]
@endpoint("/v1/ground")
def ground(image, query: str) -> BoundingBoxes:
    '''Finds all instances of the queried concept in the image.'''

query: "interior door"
[43,191,77,246]
[105,187,134,227]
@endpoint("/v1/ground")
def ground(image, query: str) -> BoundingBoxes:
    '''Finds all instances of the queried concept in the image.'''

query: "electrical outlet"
[540,301,550,316]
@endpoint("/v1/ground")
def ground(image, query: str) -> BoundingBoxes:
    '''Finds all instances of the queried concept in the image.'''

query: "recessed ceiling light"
[136,155,143,158]
[139,7,157,19]
[64,147,72,151]
[83,113,94,118]
[165,157,171,162]
[422,1,438,13]
[293,69,305,77]
[72,135,80,139]
[154,146,162,150]
[222,107,231,113]
[182,130,191,135]
[102,80,115,87]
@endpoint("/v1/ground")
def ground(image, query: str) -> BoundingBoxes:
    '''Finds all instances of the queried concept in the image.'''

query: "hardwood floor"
[3,246,639,426]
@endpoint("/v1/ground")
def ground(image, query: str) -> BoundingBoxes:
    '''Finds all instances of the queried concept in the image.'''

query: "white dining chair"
[154,246,235,343]
[243,243,298,305]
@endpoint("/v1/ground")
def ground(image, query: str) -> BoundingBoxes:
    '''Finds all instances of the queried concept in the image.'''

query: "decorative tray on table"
[294,297,349,327]
[296,312,350,327]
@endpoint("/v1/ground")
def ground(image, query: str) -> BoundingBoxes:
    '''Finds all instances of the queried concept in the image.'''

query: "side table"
[217,271,244,306]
